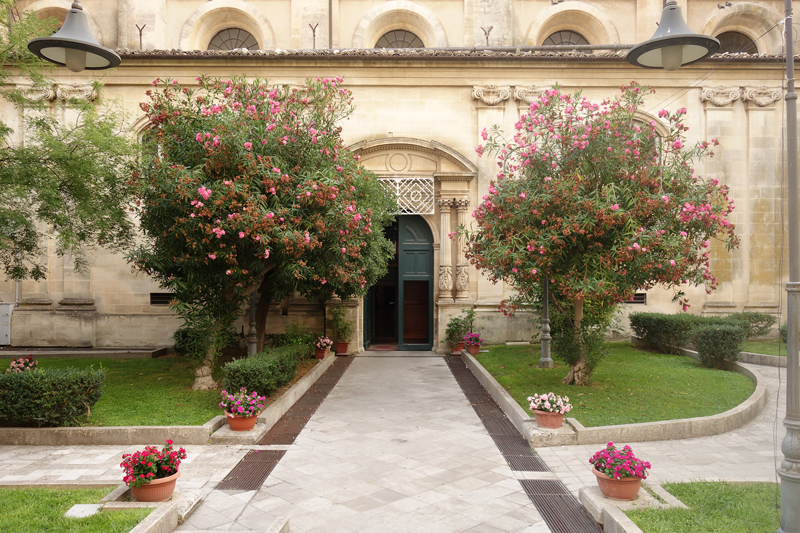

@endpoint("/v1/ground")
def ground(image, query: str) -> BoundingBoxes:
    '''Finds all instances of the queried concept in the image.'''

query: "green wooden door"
[397,216,433,350]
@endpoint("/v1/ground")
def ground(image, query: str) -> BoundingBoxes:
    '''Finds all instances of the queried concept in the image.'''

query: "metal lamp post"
[27,0,120,72]
[627,1,798,531]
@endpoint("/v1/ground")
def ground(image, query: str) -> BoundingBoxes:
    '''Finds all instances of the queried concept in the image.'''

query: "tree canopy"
[464,83,738,385]
[129,76,395,387]
[0,0,136,280]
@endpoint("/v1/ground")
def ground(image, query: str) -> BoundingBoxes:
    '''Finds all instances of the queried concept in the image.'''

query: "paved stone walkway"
[177,353,550,532]
[0,355,788,533]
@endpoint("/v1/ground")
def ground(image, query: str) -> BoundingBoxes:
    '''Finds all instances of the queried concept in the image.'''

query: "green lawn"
[476,343,755,427]
[0,487,152,533]
[740,339,785,356]
[0,356,221,426]
[627,482,780,533]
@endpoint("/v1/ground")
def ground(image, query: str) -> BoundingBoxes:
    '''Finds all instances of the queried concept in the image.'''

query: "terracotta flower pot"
[131,471,180,502]
[533,409,564,429]
[592,467,642,501]
[226,413,258,431]
[336,341,349,355]
[314,348,327,360]
[451,341,464,355]
[467,344,480,355]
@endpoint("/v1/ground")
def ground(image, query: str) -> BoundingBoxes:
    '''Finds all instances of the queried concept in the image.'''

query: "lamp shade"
[27,0,120,72]
[626,0,719,71]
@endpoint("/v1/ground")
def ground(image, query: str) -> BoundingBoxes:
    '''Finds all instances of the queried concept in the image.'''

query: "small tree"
[464,83,738,385]
[0,2,136,280]
[129,76,395,389]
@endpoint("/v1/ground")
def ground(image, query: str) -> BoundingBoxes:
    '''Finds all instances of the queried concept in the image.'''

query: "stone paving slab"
[177,353,551,533]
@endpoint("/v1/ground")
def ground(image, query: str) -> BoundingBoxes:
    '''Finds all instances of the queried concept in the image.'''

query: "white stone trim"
[351,0,448,49]
[524,1,620,46]
[179,0,275,51]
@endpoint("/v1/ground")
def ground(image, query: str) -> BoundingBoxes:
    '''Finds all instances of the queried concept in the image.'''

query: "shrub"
[781,324,788,344]
[629,313,696,353]
[692,324,747,369]
[726,312,776,338]
[0,367,105,427]
[222,345,304,397]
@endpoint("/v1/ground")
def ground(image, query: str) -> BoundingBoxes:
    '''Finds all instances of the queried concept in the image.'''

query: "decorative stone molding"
[700,86,741,107]
[456,266,470,292]
[19,85,57,102]
[513,85,538,104]
[472,85,511,106]
[439,266,454,291]
[742,86,783,108]
[438,198,454,208]
[57,83,98,101]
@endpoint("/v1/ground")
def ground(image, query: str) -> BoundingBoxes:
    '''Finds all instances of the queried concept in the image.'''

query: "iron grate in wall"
[149,293,174,306]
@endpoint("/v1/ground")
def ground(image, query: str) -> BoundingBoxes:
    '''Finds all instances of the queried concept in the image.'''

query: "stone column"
[455,200,471,301]
[438,199,454,301]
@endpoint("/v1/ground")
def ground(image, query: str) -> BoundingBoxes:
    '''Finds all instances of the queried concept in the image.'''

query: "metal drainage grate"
[520,480,602,533]
[506,454,549,471]
[259,356,353,445]
[216,450,285,491]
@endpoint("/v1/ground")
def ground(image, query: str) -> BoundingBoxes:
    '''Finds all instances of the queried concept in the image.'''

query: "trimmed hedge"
[692,324,747,369]
[222,345,305,397]
[0,367,105,427]
[628,313,697,354]
[729,311,777,338]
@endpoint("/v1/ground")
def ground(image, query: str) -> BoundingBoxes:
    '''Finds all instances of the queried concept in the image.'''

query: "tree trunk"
[562,297,591,386]
[192,343,219,390]
[255,273,273,352]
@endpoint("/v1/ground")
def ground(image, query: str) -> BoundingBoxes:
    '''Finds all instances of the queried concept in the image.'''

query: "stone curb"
[0,353,336,446]
[210,352,337,445]
[461,349,766,447]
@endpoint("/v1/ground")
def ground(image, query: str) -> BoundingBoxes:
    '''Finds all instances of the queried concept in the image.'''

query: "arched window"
[208,28,259,50]
[716,31,757,54]
[375,30,424,49]
[542,30,589,47]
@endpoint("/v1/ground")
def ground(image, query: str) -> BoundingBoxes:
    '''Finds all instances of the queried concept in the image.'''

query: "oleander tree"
[462,83,739,386]
[129,76,395,389]
[0,2,136,280]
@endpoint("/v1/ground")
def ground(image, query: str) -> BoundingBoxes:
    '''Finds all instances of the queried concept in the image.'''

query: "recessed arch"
[702,2,783,55]
[525,2,619,46]
[351,1,447,49]
[349,137,478,176]
[24,0,104,46]
[179,0,274,51]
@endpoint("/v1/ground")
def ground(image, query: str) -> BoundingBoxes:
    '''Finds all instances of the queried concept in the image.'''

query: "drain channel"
[445,356,601,533]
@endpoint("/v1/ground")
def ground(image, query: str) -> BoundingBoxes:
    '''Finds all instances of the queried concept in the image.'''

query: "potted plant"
[442,315,467,355]
[528,392,572,429]
[589,442,651,501]
[120,440,187,502]
[219,387,267,431]
[314,335,333,360]
[463,332,483,355]
[329,305,354,355]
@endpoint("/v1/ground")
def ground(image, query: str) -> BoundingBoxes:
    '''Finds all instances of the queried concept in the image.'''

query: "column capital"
[700,85,741,107]
[455,199,471,211]
[472,84,511,106]
[742,86,783,108]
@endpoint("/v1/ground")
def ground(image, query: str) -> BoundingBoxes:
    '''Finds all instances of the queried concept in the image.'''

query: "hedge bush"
[0,367,105,427]
[727,312,777,338]
[692,324,747,369]
[629,313,697,353]
[222,345,305,397]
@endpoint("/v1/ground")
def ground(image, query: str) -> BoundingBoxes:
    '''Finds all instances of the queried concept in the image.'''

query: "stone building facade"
[4,0,791,351]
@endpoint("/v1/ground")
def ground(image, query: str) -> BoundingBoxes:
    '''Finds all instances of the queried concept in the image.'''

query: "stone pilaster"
[455,200,471,301]
[438,199,454,301]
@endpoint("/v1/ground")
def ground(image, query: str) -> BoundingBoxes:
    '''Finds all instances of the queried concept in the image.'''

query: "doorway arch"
[364,215,434,350]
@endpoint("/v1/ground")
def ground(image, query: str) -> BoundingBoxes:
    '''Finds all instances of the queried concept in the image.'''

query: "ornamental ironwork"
[379,177,435,214]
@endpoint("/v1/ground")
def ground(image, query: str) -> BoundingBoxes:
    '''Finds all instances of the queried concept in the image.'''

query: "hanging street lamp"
[27,0,120,72]
[626,0,719,71]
